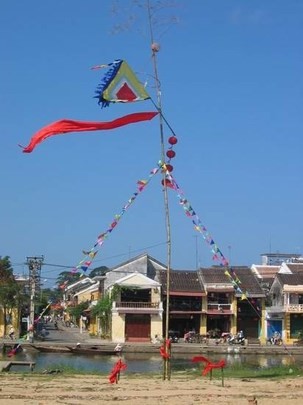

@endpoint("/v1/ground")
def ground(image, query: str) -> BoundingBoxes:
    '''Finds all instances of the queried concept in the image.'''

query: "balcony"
[286,304,303,313]
[207,303,232,315]
[266,304,285,315]
[267,304,303,314]
[113,301,163,315]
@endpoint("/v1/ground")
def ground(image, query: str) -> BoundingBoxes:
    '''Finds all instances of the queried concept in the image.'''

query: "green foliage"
[89,266,109,278]
[0,256,24,336]
[56,271,81,287]
[41,288,62,304]
[67,301,89,322]
[0,256,14,281]
[91,285,121,338]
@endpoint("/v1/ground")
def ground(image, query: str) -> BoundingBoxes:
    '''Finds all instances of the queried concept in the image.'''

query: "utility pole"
[26,256,44,342]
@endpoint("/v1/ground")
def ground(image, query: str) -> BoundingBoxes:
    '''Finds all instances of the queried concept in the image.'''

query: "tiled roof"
[276,273,303,286]
[286,263,303,274]
[199,266,265,296]
[199,267,230,284]
[253,265,280,278]
[230,267,264,295]
[157,269,204,294]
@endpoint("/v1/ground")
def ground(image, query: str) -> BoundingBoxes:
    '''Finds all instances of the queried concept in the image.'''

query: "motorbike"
[168,330,180,343]
[227,331,245,345]
[184,331,196,343]
[267,332,282,345]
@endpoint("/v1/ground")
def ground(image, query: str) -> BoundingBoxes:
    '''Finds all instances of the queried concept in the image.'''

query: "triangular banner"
[94,59,150,108]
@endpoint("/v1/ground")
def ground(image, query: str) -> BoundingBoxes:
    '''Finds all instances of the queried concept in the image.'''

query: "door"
[125,314,150,342]
[267,319,282,338]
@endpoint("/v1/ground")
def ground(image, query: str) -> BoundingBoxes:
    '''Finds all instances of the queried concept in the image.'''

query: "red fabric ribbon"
[20,111,158,153]
[192,355,226,376]
[109,358,127,384]
[160,338,171,359]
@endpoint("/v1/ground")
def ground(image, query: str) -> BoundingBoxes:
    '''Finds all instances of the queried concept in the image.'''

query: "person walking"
[8,325,15,340]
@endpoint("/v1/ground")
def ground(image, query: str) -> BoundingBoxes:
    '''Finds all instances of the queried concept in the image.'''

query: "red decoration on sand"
[192,355,226,376]
[109,358,127,384]
[160,338,171,359]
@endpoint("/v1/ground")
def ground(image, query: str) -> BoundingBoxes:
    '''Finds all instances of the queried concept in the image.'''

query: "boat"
[66,345,119,355]
[31,344,71,353]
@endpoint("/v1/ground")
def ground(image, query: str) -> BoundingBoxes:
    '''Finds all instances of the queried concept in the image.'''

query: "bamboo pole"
[146,0,172,381]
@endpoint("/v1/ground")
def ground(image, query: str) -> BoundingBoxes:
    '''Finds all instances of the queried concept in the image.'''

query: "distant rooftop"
[261,253,301,258]
[261,253,302,266]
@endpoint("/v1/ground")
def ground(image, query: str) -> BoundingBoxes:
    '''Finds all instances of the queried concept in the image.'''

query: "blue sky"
[1,1,302,287]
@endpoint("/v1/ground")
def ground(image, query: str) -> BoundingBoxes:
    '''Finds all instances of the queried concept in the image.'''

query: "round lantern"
[166,149,176,159]
[165,164,173,172]
[168,136,178,145]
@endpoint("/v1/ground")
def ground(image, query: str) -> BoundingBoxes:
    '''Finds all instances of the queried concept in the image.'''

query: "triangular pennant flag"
[95,59,150,108]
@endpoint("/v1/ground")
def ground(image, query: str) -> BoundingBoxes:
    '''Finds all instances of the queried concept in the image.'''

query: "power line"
[14,241,168,273]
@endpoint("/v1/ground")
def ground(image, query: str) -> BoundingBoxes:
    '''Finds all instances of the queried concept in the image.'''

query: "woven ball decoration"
[151,43,160,52]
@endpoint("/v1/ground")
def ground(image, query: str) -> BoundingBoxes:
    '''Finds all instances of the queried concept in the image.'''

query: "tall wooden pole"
[147,0,172,380]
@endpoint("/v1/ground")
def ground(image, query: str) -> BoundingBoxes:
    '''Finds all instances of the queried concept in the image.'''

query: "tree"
[91,285,121,338]
[56,271,81,287]
[0,256,14,280]
[0,256,22,337]
[67,301,89,324]
[89,266,109,278]
[41,287,62,304]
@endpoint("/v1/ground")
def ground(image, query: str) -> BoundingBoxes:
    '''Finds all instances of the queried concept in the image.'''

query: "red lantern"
[161,179,173,188]
[166,149,176,159]
[165,164,173,172]
[168,136,178,145]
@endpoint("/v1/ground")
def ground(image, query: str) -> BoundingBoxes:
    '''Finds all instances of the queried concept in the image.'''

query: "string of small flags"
[70,163,161,275]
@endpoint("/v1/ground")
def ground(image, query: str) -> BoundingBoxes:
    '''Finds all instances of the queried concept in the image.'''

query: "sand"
[0,373,303,404]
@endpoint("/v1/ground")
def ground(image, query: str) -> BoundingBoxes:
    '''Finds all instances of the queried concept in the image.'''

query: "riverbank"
[1,321,302,355]
[2,339,303,356]
[0,373,303,404]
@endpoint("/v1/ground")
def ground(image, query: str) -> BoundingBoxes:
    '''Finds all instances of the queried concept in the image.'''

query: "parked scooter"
[267,332,282,345]
[227,330,245,345]
[168,330,180,343]
[184,330,196,343]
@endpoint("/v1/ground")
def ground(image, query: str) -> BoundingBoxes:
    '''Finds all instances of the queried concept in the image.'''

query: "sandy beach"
[0,373,303,404]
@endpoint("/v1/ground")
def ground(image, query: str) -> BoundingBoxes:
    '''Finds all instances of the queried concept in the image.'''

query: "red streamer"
[20,111,158,153]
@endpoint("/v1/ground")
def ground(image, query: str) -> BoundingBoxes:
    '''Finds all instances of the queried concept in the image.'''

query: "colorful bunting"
[71,163,161,275]
[162,165,229,267]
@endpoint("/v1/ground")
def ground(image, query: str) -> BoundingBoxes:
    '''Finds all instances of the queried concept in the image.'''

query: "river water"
[2,348,303,374]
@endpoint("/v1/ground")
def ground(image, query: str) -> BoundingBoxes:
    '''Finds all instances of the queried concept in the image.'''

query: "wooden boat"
[31,344,71,353]
[66,345,119,355]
